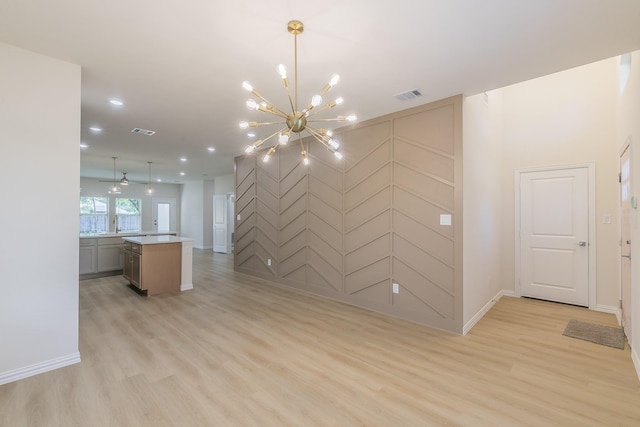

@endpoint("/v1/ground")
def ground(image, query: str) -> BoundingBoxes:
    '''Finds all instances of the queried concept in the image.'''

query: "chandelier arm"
[253,94,290,118]
[307,116,354,123]
[262,127,290,146]
[305,104,333,118]
[253,120,288,127]
[306,128,335,152]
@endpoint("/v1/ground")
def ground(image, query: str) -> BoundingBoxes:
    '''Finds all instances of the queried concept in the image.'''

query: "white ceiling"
[1,0,639,184]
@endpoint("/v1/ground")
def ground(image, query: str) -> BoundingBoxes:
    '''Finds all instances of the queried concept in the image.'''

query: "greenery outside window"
[80,197,108,234]
[116,198,141,233]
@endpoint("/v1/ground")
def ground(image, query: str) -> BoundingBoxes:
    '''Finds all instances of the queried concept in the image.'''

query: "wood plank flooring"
[1,250,639,426]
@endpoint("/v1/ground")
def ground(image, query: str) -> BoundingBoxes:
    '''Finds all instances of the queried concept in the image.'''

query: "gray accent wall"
[235,95,463,333]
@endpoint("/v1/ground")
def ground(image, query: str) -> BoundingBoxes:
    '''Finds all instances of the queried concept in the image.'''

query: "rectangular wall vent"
[131,127,156,136]
[393,88,423,101]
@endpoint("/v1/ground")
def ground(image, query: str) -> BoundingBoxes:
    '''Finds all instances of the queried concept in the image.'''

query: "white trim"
[180,283,194,291]
[463,289,515,335]
[594,304,621,325]
[514,163,596,309]
[0,352,81,386]
[632,346,640,381]
[499,289,517,298]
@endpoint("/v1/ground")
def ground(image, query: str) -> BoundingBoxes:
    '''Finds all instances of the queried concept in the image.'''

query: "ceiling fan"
[98,157,147,191]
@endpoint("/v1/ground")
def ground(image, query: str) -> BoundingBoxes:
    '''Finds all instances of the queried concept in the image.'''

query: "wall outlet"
[267,258,272,266]
[440,214,452,226]
[392,283,399,294]
[236,214,241,221]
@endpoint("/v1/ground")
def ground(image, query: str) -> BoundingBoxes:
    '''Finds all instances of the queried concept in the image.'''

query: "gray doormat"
[563,319,625,350]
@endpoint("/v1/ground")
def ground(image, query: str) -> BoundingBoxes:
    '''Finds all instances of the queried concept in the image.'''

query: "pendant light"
[108,157,121,194]
[146,162,154,195]
[120,172,129,186]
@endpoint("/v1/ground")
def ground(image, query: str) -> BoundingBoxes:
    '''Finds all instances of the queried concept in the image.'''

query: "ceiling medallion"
[240,20,357,165]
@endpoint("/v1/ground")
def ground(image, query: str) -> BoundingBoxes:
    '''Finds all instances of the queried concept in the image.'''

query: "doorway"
[516,164,595,307]
[152,197,176,232]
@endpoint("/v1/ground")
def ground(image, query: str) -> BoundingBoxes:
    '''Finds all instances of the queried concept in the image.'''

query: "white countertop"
[80,231,177,239]
[123,235,193,245]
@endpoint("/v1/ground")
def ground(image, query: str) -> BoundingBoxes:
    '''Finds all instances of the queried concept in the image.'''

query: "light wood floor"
[1,250,639,426]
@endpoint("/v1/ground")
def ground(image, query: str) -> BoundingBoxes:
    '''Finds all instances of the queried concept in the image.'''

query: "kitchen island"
[79,231,178,278]
[122,235,193,296]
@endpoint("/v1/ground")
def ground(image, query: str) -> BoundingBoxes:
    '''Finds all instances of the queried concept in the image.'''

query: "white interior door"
[620,145,632,342]
[519,167,590,306]
[213,195,227,253]
[152,198,176,232]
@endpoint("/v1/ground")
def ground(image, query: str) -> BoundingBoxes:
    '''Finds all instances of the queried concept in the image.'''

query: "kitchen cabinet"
[97,237,124,272]
[79,238,98,274]
[123,238,181,296]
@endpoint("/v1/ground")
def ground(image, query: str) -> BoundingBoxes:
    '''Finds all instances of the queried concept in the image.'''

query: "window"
[116,198,141,233]
[80,197,108,234]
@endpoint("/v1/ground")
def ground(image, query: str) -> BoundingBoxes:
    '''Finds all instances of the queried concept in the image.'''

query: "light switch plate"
[440,214,452,226]
[237,214,241,221]
[392,283,399,294]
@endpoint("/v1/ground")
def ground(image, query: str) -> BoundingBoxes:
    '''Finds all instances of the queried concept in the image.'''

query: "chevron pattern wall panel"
[235,95,463,332]
[307,145,343,292]
[234,155,256,271]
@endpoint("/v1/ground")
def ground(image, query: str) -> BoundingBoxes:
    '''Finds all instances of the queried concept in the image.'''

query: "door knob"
[577,241,587,246]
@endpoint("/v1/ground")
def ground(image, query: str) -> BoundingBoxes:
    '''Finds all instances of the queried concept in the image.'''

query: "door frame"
[514,163,596,309]
[619,138,633,342]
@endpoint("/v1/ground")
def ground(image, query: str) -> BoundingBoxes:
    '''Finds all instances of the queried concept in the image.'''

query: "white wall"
[500,57,620,310]
[180,180,204,248]
[214,174,235,194]
[179,175,234,250]
[463,91,504,329]
[616,51,640,376]
[80,178,181,232]
[0,43,81,384]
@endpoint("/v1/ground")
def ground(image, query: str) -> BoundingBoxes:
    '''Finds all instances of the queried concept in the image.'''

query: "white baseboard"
[0,352,81,386]
[463,289,513,335]
[180,283,193,291]
[499,289,517,298]
[632,347,640,381]
[594,304,621,325]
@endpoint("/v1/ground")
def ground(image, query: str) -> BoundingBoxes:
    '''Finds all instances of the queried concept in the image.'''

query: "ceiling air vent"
[131,127,156,136]
[393,88,423,101]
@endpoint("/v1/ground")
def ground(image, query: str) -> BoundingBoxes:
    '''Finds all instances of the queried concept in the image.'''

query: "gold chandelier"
[240,20,356,165]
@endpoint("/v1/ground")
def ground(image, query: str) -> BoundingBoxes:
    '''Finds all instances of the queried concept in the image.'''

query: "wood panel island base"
[122,236,193,296]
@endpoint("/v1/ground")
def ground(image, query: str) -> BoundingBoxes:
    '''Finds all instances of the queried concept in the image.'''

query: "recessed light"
[180,157,187,162]
[89,126,102,132]
[207,147,215,152]
[80,143,89,149]
[156,178,162,182]
[180,172,185,176]
[109,99,124,106]
[247,133,256,138]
